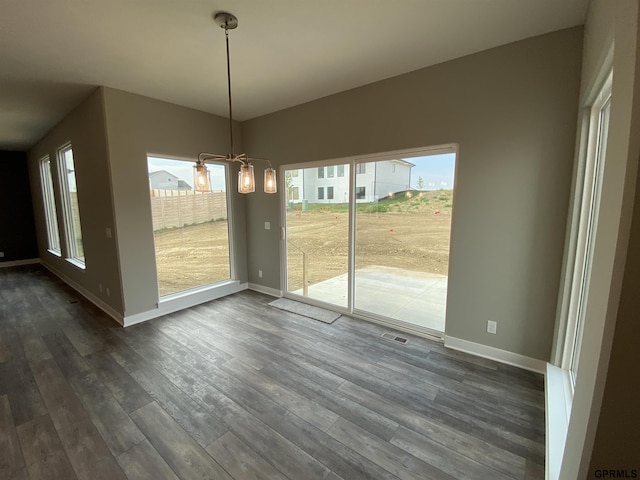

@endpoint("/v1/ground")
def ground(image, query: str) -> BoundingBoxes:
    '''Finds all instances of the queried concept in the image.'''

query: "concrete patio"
[293,265,447,333]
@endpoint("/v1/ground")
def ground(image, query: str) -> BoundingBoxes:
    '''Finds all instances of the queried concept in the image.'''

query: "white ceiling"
[0,0,588,151]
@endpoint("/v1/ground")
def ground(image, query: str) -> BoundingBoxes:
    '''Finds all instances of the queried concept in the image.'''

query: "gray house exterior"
[288,159,413,204]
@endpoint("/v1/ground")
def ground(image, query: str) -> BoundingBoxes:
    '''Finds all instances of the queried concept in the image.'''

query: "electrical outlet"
[258,270,263,278]
[487,320,497,334]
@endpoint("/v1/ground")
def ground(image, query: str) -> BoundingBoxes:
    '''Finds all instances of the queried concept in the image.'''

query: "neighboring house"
[360,159,414,201]
[149,170,192,190]
[289,160,412,204]
[285,168,304,202]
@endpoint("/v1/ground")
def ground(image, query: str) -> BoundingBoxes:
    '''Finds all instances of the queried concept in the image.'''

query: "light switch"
[264,222,270,230]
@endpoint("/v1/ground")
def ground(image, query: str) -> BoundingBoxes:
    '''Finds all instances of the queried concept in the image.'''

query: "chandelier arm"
[198,152,227,162]
[246,156,273,168]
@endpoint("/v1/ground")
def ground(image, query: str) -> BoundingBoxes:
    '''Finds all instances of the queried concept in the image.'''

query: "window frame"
[557,71,612,388]
[39,155,61,255]
[57,143,86,268]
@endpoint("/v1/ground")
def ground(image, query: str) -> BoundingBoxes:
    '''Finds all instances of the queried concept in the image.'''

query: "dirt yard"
[153,190,453,295]
[286,190,452,290]
[153,220,230,296]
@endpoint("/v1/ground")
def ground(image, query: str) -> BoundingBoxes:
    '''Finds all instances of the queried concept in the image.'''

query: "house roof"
[149,170,178,180]
[0,0,588,151]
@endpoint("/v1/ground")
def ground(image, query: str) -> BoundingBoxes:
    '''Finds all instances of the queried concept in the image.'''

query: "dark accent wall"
[0,151,38,262]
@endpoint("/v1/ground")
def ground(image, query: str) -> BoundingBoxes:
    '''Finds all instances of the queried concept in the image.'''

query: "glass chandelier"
[195,12,277,194]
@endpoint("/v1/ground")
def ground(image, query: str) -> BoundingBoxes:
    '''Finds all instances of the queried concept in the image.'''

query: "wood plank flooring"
[0,265,545,480]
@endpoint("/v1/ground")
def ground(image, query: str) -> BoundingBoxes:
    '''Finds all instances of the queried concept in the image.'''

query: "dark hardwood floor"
[0,265,545,480]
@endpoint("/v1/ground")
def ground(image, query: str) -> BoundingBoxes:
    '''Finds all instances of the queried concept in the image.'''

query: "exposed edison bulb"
[198,172,207,188]
[193,162,210,192]
[264,168,277,194]
[238,164,255,193]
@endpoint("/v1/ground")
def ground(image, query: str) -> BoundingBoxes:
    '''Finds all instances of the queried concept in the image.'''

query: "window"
[327,186,334,200]
[291,169,299,177]
[356,163,366,174]
[318,167,324,179]
[560,72,612,386]
[57,144,85,266]
[39,156,61,255]
[356,186,366,199]
[291,187,299,200]
[318,187,325,200]
[337,165,345,177]
[148,156,232,296]
[327,166,335,178]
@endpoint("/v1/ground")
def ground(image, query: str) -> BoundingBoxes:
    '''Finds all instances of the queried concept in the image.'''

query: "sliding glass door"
[282,148,456,336]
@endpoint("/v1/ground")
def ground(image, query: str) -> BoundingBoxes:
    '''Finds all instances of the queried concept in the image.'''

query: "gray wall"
[242,28,583,361]
[28,89,123,313]
[102,87,248,317]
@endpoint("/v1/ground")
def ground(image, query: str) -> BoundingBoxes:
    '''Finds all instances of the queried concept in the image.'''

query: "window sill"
[545,363,573,480]
[65,257,86,270]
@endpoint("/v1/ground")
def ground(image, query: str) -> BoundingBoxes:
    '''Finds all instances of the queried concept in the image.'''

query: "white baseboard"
[41,262,125,326]
[444,335,546,374]
[42,262,249,328]
[123,281,248,327]
[0,258,41,268]
[248,283,282,297]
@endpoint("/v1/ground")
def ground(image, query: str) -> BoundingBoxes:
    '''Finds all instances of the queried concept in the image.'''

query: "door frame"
[279,143,459,341]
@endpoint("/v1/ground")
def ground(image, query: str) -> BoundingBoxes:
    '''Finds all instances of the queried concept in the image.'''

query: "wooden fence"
[150,189,227,231]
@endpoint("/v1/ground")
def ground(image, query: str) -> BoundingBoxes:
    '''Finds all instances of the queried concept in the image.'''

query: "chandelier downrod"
[224,26,234,155]
[214,12,238,156]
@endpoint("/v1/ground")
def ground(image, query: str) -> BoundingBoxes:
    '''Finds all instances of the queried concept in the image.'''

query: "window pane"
[354,153,455,333]
[39,156,61,254]
[569,97,611,382]
[58,145,85,264]
[327,166,335,178]
[318,167,324,178]
[285,163,350,308]
[337,165,345,177]
[148,157,231,297]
